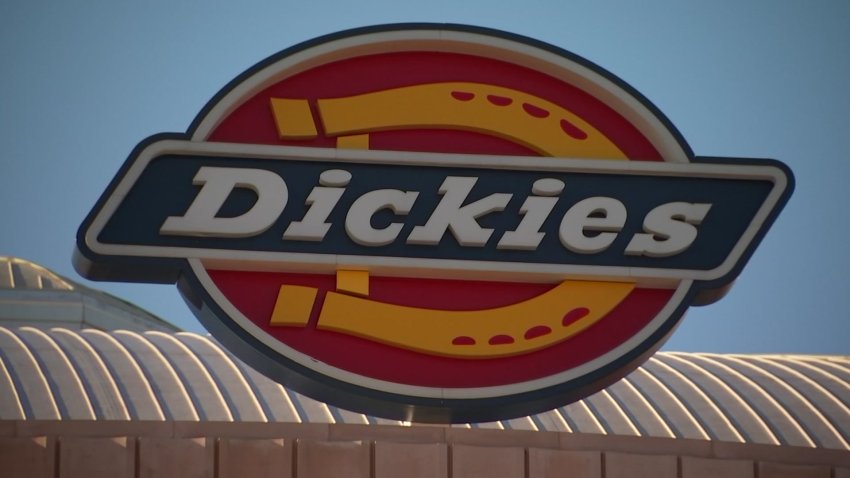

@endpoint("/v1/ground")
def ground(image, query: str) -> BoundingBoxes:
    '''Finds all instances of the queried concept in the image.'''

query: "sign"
[75,24,793,422]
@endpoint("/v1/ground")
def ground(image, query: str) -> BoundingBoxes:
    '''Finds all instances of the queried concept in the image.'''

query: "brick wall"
[0,421,847,477]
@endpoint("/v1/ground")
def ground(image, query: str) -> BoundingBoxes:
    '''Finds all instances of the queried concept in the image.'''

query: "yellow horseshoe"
[270,82,627,159]
[325,280,632,358]
[266,81,634,358]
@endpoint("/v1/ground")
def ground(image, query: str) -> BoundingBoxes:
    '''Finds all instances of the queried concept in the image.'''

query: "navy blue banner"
[96,153,774,272]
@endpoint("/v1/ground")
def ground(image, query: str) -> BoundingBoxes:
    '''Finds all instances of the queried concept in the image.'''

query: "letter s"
[625,202,712,258]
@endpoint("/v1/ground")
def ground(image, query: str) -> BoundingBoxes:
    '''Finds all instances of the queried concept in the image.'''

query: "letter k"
[407,176,512,247]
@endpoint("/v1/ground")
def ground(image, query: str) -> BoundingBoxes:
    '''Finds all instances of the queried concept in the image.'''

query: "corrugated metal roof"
[0,257,74,291]
[0,257,180,333]
[0,325,846,449]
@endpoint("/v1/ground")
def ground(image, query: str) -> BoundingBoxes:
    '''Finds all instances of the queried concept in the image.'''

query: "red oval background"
[203,50,676,389]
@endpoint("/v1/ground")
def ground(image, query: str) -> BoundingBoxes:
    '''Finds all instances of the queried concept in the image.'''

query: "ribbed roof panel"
[560,399,606,435]
[78,329,165,420]
[0,355,25,420]
[625,367,709,440]
[175,332,267,422]
[0,326,847,450]
[111,330,198,421]
[0,327,60,420]
[49,328,129,420]
[0,257,74,291]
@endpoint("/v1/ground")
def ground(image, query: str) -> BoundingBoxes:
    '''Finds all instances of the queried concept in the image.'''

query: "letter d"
[160,166,287,237]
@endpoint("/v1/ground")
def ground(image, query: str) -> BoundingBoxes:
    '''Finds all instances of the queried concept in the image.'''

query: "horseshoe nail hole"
[452,336,476,345]
[524,325,552,340]
[523,103,550,118]
[451,91,475,101]
[560,118,588,140]
[487,95,513,106]
[562,307,590,327]
[488,334,515,345]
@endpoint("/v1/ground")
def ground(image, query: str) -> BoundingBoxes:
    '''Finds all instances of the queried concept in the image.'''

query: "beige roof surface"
[0,257,179,333]
[0,325,847,450]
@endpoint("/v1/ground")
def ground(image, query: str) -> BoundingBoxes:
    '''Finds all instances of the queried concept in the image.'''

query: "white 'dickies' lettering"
[160,166,287,237]
[406,176,512,247]
[559,196,628,254]
[282,169,350,241]
[625,202,712,257]
[346,189,420,246]
[160,166,711,258]
[558,196,626,254]
[497,178,564,251]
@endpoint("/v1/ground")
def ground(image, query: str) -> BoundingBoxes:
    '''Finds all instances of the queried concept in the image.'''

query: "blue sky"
[2,1,848,354]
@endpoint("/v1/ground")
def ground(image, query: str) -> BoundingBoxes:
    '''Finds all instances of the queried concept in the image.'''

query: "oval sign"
[75,24,792,422]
